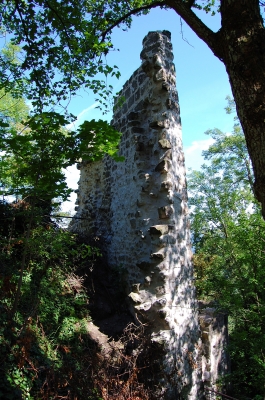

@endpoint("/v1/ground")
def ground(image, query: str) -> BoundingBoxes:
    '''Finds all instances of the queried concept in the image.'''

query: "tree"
[2,1,265,219]
[188,126,265,399]
[0,64,122,317]
[0,39,122,201]
[0,1,122,110]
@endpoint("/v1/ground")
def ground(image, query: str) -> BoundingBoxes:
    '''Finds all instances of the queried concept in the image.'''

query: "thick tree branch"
[166,0,223,60]
[186,0,196,8]
[100,0,223,61]
[100,1,165,42]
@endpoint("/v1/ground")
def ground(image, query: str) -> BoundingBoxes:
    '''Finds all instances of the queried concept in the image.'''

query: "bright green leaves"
[0,102,123,204]
[0,0,162,111]
[0,89,29,125]
[0,110,75,201]
[0,0,120,109]
[0,43,25,99]
[0,46,124,204]
[77,119,123,162]
[0,219,96,398]
[188,123,265,398]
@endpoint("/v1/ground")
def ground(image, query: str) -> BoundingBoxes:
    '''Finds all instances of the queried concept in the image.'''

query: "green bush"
[0,201,102,399]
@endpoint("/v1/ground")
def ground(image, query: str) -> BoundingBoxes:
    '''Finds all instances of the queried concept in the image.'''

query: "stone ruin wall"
[199,304,230,398]
[71,31,228,399]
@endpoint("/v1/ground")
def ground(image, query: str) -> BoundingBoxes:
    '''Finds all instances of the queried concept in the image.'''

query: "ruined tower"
[71,31,203,398]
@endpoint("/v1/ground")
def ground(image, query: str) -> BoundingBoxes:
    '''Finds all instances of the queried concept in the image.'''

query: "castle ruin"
[70,31,228,399]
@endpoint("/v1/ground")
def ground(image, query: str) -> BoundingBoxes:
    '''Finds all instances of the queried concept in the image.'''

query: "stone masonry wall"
[70,31,225,399]
[199,304,229,399]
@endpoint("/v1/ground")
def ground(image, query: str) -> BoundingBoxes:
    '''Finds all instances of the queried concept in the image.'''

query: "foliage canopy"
[188,124,265,398]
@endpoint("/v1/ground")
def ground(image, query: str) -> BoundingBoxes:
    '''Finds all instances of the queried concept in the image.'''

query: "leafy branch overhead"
[0,0,221,109]
[2,0,265,218]
[0,0,122,109]
[0,106,122,201]
[0,3,126,206]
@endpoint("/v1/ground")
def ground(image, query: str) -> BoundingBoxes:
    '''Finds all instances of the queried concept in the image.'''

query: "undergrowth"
[0,200,164,399]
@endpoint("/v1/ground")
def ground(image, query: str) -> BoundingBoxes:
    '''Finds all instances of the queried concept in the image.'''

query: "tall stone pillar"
[71,31,202,399]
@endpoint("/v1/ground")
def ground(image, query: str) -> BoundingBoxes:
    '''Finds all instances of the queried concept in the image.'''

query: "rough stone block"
[149,119,169,129]
[151,251,166,260]
[155,159,171,173]
[162,149,172,160]
[162,82,170,91]
[155,286,166,295]
[154,68,167,82]
[160,180,173,191]
[158,205,174,219]
[149,225,169,235]
[153,54,163,69]
[159,139,172,149]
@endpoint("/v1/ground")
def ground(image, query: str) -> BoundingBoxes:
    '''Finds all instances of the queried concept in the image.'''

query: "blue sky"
[64,6,236,211]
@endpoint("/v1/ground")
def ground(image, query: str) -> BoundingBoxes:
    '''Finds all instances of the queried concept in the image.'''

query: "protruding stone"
[135,301,152,311]
[149,120,169,129]
[150,225,169,235]
[162,149,172,160]
[162,30,171,39]
[129,290,153,308]
[158,205,174,219]
[132,283,141,292]
[154,68,167,82]
[136,261,151,270]
[159,139,172,149]
[128,292,142,303]
[162,82,170,91]
[145,276,152,285]
[151,251,166,260]
[166,98,179,111]
[154,297,167,307]
[160,180,173,191]
[155,159,171,173]
[149,192,158,198]
[155,286,166,295]
[153,54,163,69]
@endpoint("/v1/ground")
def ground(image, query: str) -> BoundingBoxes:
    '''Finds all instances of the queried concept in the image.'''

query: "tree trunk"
[220,0,265,217]
[166,0,265,217]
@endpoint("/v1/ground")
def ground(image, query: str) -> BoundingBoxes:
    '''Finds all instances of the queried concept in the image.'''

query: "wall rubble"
[71,30,228,399]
